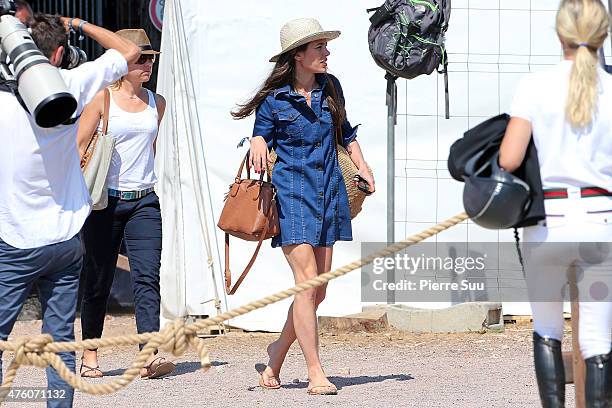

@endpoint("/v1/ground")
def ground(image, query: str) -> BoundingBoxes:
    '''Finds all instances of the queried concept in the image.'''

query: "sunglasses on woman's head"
[136,54,156,64]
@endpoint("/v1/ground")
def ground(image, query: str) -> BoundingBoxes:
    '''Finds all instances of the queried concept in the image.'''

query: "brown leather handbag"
[217,153,280,295]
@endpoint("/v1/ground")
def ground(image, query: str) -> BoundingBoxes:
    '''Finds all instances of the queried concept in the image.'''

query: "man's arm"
[59,17,141,65]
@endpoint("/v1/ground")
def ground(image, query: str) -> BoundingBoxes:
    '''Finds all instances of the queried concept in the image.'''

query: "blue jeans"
[80,192,162,349]
[0,235,82,408]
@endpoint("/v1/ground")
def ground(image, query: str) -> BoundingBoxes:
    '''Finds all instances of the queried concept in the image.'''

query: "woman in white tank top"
[500,1,611,406]
[76,29,175,379]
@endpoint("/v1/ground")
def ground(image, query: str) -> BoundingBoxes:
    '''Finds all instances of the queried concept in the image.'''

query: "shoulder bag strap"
[81,88,111,169]
[224,194,273,295]
[101,87,110,134]
[324,75,344,147]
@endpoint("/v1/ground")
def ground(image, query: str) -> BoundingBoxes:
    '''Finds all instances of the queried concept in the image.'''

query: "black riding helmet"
[462,148,531,229]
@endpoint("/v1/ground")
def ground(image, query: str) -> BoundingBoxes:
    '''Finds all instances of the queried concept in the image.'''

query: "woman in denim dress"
[232,18,374,395]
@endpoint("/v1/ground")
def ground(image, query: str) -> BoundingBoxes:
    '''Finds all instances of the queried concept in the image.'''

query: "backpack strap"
[442,62,449,119]
[368,0,405,24]
[441,0,452,30]
[439,0,451,119]
[385,73,398,125]
[441,30,449,118]
[368,1,393,26]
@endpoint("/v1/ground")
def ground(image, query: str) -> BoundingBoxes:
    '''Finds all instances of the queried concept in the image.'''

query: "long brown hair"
[231,43,346,134]
[556,0,610,128]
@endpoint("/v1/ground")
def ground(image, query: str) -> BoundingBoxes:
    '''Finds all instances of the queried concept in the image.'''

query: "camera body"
[0,0,15,17]
[61,43,88,69]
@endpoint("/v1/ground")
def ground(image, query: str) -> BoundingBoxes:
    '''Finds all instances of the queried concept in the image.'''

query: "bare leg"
[80,349,103,377]
[261,245,332,388]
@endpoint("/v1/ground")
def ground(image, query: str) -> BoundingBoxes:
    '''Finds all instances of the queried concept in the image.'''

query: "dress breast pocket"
[276,109,303,138]
[320,99,333,126]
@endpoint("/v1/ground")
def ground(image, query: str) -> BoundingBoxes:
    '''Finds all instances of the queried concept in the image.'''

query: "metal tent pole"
[386,74,397,304]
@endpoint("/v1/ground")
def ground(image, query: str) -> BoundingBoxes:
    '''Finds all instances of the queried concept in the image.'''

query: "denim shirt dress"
[252,74,358,248]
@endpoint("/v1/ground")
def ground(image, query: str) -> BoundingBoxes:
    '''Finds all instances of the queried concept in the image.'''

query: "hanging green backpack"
[368,0,451,117]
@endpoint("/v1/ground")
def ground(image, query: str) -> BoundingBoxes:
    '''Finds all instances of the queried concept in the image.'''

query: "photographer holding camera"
[0,11,140,408]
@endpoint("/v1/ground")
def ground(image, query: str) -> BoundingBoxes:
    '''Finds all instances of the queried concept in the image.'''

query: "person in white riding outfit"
[500,1,612,406]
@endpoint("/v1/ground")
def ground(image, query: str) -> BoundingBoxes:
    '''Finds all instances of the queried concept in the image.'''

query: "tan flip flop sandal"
[142,357,176,379]
[80,362,103,378]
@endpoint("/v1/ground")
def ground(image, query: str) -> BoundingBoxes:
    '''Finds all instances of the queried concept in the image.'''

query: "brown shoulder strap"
[224,197,273,295]
[80,88,111,169]
[324,74,344,146]
[224,228,267,295]
[102,88,111,134]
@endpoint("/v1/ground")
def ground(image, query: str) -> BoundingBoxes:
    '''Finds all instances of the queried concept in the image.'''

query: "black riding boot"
[585,352,611,408]
[533,332,566,407]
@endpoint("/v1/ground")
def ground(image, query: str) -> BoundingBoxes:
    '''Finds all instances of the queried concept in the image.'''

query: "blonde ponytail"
[556,0,610,128]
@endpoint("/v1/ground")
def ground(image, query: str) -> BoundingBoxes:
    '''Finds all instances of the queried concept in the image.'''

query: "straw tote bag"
[217,153,280,295]
[324,77,372,219]
[268,142,370,219]
[80,88,115,211]
[335,143,371,219]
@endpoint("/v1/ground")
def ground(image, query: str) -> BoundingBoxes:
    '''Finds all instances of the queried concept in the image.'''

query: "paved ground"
[2,315,575,407]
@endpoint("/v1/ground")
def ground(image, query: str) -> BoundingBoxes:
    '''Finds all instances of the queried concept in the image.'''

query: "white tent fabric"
[156,0,612,331]
[156,0,226,325]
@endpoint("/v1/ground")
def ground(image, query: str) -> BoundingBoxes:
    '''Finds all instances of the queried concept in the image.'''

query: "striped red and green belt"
[543,187,612,199]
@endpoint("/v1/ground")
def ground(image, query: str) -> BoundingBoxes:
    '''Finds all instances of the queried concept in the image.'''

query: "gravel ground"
[2,315,576,407]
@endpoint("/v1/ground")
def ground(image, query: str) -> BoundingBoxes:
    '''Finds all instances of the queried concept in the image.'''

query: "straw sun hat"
[115,29,160,54]
[269,18,340,62]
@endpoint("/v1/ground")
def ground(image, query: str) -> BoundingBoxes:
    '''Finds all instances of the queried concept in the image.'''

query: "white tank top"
[104,88,158,190]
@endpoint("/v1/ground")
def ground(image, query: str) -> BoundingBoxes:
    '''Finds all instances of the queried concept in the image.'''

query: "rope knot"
[13,334,54,368]
[158,319,189,357]
[158,319,211,371]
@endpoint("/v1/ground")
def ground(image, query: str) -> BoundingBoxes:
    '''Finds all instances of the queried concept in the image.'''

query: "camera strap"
[62,114,81,125]
[0,76,29,113]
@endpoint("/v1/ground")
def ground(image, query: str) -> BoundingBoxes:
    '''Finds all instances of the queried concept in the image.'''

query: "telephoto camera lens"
[0,15,76,127]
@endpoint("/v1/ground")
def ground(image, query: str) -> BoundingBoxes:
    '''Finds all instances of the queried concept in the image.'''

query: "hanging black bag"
[367,0,451,118]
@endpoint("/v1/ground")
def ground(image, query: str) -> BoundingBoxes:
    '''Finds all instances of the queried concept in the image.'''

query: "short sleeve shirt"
[0,49,128,249]
[511,61,612,191]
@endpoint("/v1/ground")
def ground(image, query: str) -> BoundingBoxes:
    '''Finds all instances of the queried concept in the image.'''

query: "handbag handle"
[235,151,272,183]
[224,151,275,295]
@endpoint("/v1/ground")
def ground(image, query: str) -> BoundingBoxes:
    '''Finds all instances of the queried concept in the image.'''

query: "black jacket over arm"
[447,113,545,228]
